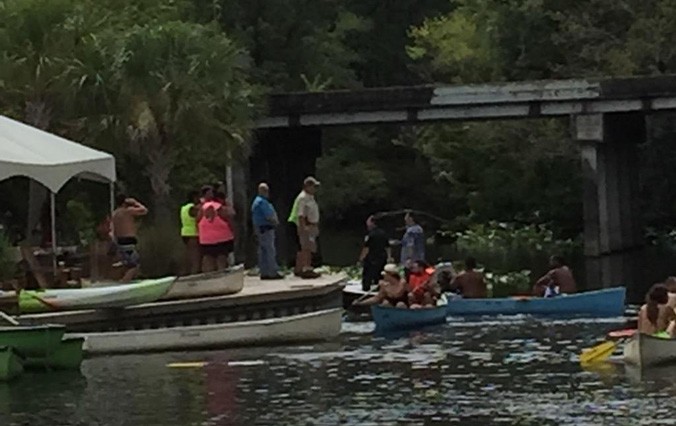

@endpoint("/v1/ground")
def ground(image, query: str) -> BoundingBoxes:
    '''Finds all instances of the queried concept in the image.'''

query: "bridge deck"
[257,75,676,128]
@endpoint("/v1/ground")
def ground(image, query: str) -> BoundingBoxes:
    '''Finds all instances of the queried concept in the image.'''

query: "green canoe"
[0,325,65,357]
[0,346,24,382]
[19,276,177,313]
[24,337,85,370]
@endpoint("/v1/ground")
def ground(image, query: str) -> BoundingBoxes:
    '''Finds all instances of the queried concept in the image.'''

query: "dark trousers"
[362,260,386,291]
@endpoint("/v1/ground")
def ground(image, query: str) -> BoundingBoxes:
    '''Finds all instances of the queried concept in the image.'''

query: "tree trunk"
[144,135,172,219]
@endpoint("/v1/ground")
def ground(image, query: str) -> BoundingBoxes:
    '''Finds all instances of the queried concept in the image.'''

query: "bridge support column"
[575,113,645,292]
[249,127,322,268]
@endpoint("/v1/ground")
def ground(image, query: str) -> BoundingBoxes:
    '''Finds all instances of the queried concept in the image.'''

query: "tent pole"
[109,182,115,218]
[50,192,57,274]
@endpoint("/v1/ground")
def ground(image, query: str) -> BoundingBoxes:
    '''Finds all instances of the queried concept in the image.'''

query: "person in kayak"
[532,255,577,297]
[407,260,437,308]
[352,264,408,308]
[112,194,148,282]
[638,283,676,338]
[450,257,487,298]
[358,215,391,291]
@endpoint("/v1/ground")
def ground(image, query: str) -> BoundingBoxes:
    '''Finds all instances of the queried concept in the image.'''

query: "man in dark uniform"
[358,215,391,291]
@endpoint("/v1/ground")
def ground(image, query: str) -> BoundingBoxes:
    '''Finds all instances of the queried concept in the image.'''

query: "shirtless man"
[451,257,487,298]
[533,255,576,297]
[638,283,676,337]
[112,194,148,282]
[352,264,408,308]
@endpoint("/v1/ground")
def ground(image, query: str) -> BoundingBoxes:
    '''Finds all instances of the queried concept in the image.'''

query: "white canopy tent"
[0,115,117,271]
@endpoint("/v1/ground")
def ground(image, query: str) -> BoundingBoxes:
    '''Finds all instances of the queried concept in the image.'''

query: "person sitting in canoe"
[352,264,408,308]
[638,283,676,338]
[532,255,577,297]
[449,257,486,298]
[407,260,437,308]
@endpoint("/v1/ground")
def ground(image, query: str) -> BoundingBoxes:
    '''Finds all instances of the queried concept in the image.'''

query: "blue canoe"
[371,304,448,331]
[446,287,626,317]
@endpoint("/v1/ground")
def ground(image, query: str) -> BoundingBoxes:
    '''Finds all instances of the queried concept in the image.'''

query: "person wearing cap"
[352,264,408,308]
[251,182,283,280]
[358,215,391,291]
[288,176,321,279]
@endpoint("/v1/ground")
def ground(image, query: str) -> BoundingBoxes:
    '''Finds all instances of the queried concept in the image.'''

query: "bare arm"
[217,202,235,221]
[535,270,554,287]
[358,247,369,263]
[126,199,148,216]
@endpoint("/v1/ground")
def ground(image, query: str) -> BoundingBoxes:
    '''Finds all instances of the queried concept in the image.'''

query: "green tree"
[85,21,259,215]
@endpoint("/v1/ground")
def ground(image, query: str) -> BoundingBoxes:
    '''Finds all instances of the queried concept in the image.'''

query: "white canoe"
[19,277,177,313]
[623,333,676,368]
[162,265,244,300]
[71,308,343,355]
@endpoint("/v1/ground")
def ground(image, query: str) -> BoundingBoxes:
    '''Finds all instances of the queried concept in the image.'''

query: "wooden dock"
[19,273,347,332]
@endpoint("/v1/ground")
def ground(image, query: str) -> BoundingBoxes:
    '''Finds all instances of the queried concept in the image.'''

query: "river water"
[2,316,675,425]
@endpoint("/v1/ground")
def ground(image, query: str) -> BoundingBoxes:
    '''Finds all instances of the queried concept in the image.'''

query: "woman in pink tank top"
[197,186,235,272]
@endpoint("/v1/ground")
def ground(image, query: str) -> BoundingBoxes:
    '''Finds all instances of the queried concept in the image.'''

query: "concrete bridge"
[250,75,676,293]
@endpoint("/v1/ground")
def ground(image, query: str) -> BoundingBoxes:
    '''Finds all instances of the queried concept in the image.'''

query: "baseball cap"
[304,176,321,186]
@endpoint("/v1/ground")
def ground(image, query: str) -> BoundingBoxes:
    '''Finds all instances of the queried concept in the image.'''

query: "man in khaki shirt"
[294,177,321,279]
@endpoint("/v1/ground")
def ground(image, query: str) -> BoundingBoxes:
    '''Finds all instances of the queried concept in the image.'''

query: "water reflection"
[1,318,675,425]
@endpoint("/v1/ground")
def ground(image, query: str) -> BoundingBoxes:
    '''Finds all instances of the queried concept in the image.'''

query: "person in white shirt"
[293,177,321,279]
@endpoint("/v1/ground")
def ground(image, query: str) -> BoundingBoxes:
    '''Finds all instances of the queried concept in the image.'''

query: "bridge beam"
[575,112,645,291]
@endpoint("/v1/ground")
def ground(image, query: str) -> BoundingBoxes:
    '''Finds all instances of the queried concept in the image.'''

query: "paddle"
[167,362,208,368]
[579,328,636,364]
[351,287,378,306]
[0,310,19,326]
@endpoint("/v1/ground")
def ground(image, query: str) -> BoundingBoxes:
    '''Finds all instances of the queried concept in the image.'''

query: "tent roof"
[0,115,116,193]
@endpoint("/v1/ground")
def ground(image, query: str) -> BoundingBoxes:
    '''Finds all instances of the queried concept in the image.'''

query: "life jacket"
[180,203,198,237]
[409,267,435,294]
[198,201,234,245]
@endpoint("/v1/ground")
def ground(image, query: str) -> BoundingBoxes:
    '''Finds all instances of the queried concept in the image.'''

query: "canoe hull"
[446,287,626,317]
[19,277,177,313]
[624,333,676,368]
[71,308,343,355]
[0,325,65,357]
[163,266,244,300]
[0,347,23,382]
[371,305,447,332]
[24,337,84,370]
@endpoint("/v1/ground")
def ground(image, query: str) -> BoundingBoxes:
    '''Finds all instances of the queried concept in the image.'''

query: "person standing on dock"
[358,215,391,291]
[180,190,201,275]
[251,183,283,280]
[112,194,148,282]
[400,212,425,278]
[288,177,321,279]
[197,185,235,272]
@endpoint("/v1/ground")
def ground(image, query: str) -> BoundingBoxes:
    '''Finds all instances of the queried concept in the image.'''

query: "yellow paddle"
[167,362,208,368]
[579,329,636,364]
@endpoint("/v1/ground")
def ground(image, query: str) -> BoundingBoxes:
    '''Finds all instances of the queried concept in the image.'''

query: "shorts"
[182,236,198,245]
[298,225,319,253]
[200,240,234,258]
[385,295,408,307]
[116,237,140,268]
